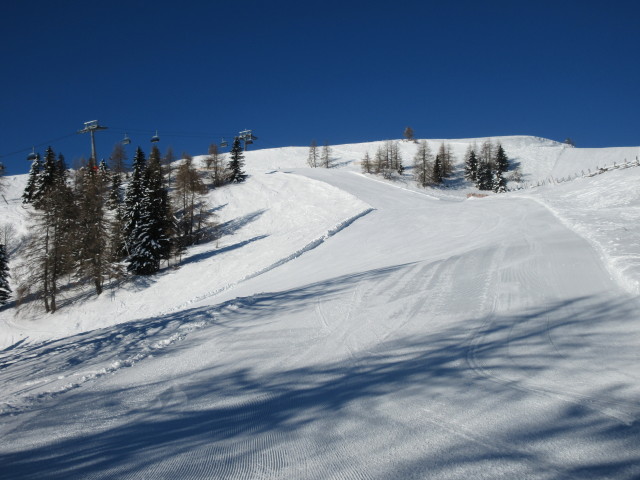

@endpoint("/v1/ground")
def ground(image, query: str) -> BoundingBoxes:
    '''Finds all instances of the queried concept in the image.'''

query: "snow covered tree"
[227,137,247,183]
[464,145,478,182]
[22,153,42,204]
[123,147,147,254]
[361,152,373,173]
[413,140,433,188]
[0,243,10,306]
[307,140,319,167]
[403,126,415,142]
[432,154,444,184]
[492,169,507,193]
[320,142,332,168]
[23,147,77,312]
[127,146,172,275]
[494,143,509,175]
[476,161,493,191]
[32,147,60,209]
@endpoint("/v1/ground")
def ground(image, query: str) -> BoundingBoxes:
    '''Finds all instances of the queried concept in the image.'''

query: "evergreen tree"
[56,154,68,179]
[464,146,478,182]
[476,161,493,191]
[22,153,42,204]
[433,155,444,184]
[307,140,319,167]
[494,143,509,175]
[227,137,246,183]
[145,145,173,261]
[0,243,10,306]
[361,152,373,173]
[127,145,172,275]
[413,140,433,188]
[123,147,147,254]
[127,197,163,275]
[24,147,77,312]
[107,168,123,210]
[492,169,507,193]
[32,147,59,209]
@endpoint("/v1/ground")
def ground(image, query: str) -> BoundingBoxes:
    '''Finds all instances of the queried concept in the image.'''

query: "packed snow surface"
[1,136,639,479]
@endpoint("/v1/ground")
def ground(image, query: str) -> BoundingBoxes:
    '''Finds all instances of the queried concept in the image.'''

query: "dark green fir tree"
[227,137,247,183]
[0,243,11,306]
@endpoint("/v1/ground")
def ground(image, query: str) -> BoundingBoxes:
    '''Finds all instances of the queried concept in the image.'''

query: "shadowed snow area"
[1,137,640,479]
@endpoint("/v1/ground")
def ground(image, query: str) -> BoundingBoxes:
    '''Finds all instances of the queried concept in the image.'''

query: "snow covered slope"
[1,136,639,479]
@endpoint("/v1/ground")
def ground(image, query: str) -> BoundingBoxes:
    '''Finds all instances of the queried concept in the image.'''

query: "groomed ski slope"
[1,136,639,479]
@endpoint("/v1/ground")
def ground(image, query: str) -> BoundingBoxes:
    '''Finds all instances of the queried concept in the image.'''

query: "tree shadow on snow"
[1,265,640,479]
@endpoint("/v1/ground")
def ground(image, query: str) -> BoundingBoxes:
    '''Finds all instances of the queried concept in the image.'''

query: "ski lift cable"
[0,132,79,160]
[0,127,247,160]
[109,127,237,138]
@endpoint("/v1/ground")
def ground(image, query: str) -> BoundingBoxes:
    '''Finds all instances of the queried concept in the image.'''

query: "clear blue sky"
[1,0,639,175]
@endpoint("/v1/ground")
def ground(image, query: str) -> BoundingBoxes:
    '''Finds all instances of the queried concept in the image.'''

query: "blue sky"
[1,0,639,175]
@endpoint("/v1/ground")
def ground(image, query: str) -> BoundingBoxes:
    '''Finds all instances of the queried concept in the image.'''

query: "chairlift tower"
[78,120,108,164]
[238,129,258,151]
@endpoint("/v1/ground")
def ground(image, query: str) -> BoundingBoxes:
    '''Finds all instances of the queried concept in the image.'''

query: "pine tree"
[145,145,172,261]
[433,155,444,184]
[307,140,318,167]
[32,147,59,209]
[126,148,172,275]
[0,243,11,306]
[24,147,77,312]
[227,137,246,183]
[494,143,509,175]
[413,140,433,188]
[123,147,147,254]
[464,146,478,182]
[476,161,493,191]
[492,169,507,193]
[22,153,42,204]
[361,152,373,173]
[320,142,332,168]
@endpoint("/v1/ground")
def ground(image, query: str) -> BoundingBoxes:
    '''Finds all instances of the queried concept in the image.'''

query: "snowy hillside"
[1,135,639,479]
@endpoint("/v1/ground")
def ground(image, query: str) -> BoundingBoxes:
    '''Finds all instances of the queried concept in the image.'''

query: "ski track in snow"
[1,137,640,479]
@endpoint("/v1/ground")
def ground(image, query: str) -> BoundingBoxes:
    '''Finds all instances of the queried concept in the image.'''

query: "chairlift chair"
[122,133,131,145]
[151,130,160,143]
[27,147,37,161]
[220,138,228,148]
